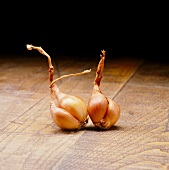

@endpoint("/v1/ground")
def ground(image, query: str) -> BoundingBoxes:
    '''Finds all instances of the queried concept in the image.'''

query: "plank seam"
[113,59,146,99]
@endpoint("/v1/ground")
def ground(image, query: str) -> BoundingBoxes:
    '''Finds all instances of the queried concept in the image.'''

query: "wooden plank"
[129,59,169,87]
[0,55,50,130]
[0,55,144,169]
[0,96,85,169]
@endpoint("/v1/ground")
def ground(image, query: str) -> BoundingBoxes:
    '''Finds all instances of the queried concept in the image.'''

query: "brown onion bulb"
[26,44,90,130]
[50,71,91,130]
[87,50,120,129]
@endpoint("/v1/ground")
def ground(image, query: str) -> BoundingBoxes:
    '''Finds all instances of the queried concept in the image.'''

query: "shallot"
[87,50,120,129]
[27,44,91,130]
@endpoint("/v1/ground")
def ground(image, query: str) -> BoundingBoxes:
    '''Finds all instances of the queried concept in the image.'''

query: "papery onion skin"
[96,98,120,129]
[50,101,80,130]
[105,98,120,128]
[51,84,88,123]
[88,95,120,129]
[59,96,88,122]
[87,88,108,123]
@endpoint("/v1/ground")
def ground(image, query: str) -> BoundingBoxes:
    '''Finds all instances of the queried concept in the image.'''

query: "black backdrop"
[0,3,167,60]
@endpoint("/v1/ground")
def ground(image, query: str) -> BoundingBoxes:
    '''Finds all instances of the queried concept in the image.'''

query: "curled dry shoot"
[26,44,91,130]
[87,50,120,129]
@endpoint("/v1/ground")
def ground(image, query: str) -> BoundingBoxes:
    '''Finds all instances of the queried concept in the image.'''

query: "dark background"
[0,3,167,60]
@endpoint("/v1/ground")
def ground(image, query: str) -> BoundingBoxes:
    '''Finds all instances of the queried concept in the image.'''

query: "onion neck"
[93,84,102,94]
[50,84,62,100]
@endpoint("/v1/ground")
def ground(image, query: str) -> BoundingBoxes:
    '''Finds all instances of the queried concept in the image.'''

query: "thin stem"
[50,69,91,88]
[26,44,54,82]
[94,50,106,86]
[50,88,54,101]
[27,44,53,68]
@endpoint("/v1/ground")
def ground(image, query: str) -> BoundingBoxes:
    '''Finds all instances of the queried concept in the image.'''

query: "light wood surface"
[0,54,169,170]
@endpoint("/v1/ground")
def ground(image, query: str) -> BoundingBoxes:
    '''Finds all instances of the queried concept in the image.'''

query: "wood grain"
[1,54,168,169]
[54,59,169,170]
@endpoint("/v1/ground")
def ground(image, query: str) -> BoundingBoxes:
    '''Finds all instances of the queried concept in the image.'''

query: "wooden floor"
[0,53,169,170]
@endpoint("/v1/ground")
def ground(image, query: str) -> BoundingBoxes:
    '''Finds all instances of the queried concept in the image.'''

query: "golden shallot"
[87,50,120,129]
[50,70,91,130]
[26,44,91,130]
